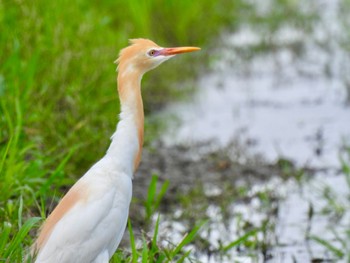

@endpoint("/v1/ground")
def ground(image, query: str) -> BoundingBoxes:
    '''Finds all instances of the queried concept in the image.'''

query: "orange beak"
[160,46,201,56]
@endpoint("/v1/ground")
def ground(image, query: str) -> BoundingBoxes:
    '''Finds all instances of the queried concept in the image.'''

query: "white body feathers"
[34,111,138,262]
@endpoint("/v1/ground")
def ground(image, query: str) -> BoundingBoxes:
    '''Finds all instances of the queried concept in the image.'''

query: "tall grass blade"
[3,217,41,259]
[0,222,12,254]
[0,101,13,176]
[153,180,169,214]
[152,214,160,251]
[18,195,23,227]
[330,229,347,252]
[128,219,138,263]
[145,175,169,221]
[340,154,350,189]
[223,229,258,252]
[145,175,158,218]
[141,236,149,263]
[311,235,344,258]
[177,250,192,263]
[172,220,206,256]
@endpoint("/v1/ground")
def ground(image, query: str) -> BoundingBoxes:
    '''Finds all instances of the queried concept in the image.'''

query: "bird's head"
[116,39,200,75]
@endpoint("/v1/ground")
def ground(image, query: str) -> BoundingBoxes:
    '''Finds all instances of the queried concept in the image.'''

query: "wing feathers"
[34,183,87,252]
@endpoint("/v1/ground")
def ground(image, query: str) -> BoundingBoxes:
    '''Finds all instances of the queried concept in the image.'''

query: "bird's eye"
[148,49,156,57]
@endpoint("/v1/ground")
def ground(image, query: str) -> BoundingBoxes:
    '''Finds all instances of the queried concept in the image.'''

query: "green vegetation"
[144,175,169,223]
[105,215,207,262]
[114,217,207,262]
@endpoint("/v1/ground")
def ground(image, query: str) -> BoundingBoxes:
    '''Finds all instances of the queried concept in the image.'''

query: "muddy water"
[158,0,350,262]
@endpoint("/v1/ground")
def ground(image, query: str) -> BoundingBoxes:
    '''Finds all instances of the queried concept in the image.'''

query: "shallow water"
[164,2,350,167]
[273,170,349,262]
[160,0,350,262]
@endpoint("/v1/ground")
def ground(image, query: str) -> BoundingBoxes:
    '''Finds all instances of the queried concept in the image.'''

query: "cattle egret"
[32,39,200,263]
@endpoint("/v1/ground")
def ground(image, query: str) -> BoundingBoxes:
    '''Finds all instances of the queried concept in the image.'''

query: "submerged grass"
[309,147,350,261]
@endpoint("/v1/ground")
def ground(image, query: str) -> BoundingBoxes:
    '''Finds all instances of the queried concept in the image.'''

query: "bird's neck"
[106,68,144,176]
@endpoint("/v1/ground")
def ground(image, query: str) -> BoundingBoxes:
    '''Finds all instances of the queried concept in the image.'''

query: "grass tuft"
[144,175,169,222]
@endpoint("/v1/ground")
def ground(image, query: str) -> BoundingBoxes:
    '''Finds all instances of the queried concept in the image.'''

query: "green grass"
[144,175,169,223]
[107,217,207,263]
